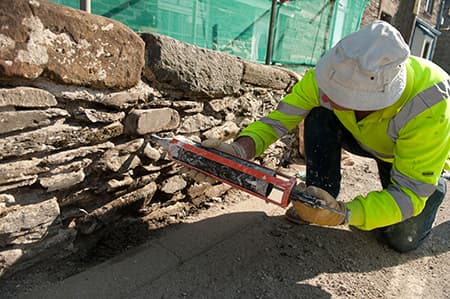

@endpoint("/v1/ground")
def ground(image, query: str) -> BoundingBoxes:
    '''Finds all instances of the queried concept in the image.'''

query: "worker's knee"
[382,229,427,253]
[380,177,446,253]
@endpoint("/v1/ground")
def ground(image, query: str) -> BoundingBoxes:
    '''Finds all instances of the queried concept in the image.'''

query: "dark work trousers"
[303,107,446,253]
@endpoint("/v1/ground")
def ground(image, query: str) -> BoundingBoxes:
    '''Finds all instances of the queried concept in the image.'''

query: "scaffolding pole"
[80,0,91,13]
[265,0,278,65]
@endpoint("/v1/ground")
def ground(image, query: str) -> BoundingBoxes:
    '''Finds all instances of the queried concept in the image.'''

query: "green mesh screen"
[51,0,367,71]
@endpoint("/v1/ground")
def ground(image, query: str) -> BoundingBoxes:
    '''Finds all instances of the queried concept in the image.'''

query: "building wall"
[433,0,450,73]
[361,0,400,27]
[361,0,449,66]
[417,0,441,26]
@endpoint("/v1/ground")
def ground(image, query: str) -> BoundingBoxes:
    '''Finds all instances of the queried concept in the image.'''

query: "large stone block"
[0,0,145,89]
[142,33,243,98]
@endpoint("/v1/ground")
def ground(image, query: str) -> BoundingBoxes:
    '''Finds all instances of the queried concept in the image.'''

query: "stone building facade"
[361,0,449,70]
[434,0,450,73]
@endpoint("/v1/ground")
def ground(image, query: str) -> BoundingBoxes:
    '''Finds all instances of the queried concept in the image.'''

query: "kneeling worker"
[203,21,449,253]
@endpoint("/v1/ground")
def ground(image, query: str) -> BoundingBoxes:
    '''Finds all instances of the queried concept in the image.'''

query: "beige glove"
[201,138,248,159]
[181,138,249,183]
[292,186,347,226]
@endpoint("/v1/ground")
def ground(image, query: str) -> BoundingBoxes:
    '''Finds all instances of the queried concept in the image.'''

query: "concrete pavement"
[29,196,287,299]
[23,191,450,299]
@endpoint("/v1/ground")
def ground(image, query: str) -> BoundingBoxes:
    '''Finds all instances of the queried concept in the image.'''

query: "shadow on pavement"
[4,210,449,299]
[124,212,449,298]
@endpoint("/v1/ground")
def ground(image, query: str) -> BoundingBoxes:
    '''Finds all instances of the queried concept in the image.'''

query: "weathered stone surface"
[77,182,158,234]
[124,108,180,135]
[58,187,94,208]
[0,227,76,278]
[99,154,141,173]
[0,145,110,191]
[178,113,222,133]
[0,108,69,134]
[106,175,135,193]
[40,169,86,192]
[161,175,186,194]
[39,160,91,192]
[142,143,161,161]
[73,107,125,124]
[0,176,38,193]
[96,139,144,172]
[204,183,232,198]
[186,183,230,206]
[42,142,114,166]
[101,91,147,109]
[147,99,204,113]
[142,33,243,98]
[0,0,144,89]
[187,182,213,198]
[0,122,123,159]
[0,198,60,246]
[0,160,43,185]
[242,61,292,90]
[31,79,158,109]
[202,121,240,140]
[171,101,204,113]
[142,201,190,226]
[208,97,240,113]
[0,194,15,208]
[0,87,57,108]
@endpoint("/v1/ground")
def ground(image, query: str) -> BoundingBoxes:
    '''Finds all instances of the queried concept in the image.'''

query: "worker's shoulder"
[407,56,449,81]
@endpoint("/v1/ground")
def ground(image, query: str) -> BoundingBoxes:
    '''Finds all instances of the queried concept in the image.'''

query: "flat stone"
[124,108,180,135]
[0,87,56,108]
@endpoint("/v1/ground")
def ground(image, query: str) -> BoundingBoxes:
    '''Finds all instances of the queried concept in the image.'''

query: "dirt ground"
[1,154,449,298]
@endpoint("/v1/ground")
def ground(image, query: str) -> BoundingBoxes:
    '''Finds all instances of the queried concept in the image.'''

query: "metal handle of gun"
[290,189,347,216]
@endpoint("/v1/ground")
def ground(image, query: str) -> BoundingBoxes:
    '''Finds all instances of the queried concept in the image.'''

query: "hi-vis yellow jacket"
[239,56,450,230]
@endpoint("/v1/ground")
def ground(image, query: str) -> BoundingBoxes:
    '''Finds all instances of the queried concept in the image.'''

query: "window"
[422,41,431,58]
[425,0,434,14]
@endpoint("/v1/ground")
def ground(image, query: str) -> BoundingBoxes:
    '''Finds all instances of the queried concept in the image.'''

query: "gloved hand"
[201,138,248,159]
[181,138,249,183]
[291,186,348,226]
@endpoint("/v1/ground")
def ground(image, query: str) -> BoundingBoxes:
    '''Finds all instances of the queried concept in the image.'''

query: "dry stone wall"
[0,0,299,277]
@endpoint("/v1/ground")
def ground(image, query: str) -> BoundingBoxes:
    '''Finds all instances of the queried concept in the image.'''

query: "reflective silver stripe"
[260,117,289,137]
[386,184,415,220]
[391,168,437,197]
[276,101,309,118]
[388,80,450,142]
[357,140,394,159]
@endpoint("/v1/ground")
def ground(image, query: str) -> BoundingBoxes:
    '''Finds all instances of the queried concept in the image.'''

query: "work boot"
[284,206,309,225]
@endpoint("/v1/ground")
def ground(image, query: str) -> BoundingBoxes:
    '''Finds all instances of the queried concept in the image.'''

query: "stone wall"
[0,0,299,277]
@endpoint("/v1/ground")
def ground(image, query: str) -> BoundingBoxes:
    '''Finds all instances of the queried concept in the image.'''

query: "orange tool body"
[150,135,341,213]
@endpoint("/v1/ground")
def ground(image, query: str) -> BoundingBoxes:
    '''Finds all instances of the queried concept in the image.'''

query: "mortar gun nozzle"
[147,134,172,150]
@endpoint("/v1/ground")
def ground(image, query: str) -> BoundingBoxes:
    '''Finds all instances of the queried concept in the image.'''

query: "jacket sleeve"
[239,69,320,157]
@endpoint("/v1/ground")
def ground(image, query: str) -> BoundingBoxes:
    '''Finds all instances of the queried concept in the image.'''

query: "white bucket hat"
[314,21,410,111]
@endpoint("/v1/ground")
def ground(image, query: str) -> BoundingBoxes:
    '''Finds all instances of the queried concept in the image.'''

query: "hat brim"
[314,53,407,111]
